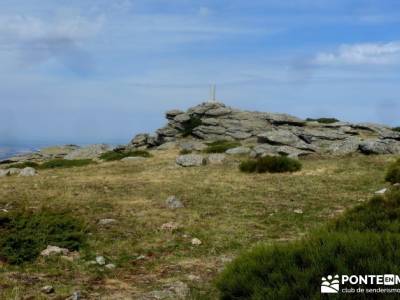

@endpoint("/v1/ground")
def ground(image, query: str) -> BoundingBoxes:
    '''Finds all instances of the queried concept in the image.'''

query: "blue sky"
[1,0,400,146]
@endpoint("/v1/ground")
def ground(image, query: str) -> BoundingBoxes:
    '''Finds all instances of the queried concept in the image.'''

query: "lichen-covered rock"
[176,154,206,167]
[207,153,226,164]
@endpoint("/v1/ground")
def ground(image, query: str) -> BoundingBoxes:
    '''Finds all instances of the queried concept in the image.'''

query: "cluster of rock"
[129,102,400,157]
[0,167,36,177]
[0,144,111,164]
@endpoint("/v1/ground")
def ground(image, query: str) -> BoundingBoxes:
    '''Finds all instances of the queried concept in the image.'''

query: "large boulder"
[328,137,362,155]
[359,139,400,155]
[264,113,305,126]
[257,129,315,151]
[176,154,206,167]
[19,167,36,176]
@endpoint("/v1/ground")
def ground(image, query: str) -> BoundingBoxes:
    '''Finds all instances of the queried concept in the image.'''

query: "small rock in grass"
[66,291,81,300]
[96,256,106,265]
[98,218,117,226]
[160,222,179,231]
[293,209,303,214]
[41,245,69,257]
[19,167,36,177]
[176,154,205,167]
[105,263,116,270]
[7,168,21,175]
[375,188,387,195]
[191,238,202,246]
[166,196,184,209]
[41,285,54,294]
[207,153,226,165]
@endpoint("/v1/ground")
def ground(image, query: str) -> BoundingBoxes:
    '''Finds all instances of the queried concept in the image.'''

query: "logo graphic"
[321,275,340,294]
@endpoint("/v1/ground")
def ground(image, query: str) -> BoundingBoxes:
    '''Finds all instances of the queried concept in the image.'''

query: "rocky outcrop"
[128,102,400,156]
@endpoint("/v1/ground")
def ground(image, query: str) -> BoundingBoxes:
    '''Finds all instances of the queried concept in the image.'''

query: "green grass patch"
[179,149,192,155]
[0,209,87,265]
[100,150,152,161]
[217,188,400,299]
[306,117,340,124]
[204,140,241,153]
[40,159,94,169]
[239,156,302,173]
[386,158,400,184]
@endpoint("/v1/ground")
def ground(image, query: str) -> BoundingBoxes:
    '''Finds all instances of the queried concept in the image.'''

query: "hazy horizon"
[1,0,399,147]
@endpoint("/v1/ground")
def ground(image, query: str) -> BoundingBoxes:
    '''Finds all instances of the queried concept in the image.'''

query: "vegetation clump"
[393,127,400,132]
[0,209,86,265]
[100,150,152,161]
[217,188,400,300]
[204,140,241,153]
[306,117,340,124]
[386,158,400,184]
[179,149,192,155]
[40,159,94,169]
[239,156,302,173]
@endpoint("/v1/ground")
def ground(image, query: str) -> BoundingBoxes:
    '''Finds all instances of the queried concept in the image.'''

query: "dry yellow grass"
[0,150,395,299]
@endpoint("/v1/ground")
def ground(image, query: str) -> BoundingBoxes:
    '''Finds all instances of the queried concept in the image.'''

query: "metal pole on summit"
[209,84,216,102]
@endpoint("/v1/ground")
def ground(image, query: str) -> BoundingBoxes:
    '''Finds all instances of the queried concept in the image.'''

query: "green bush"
[40,159,94,169]
[0,209,86,265]
[239,156,302,173]
[10,161,40,169]
[393,127,400,132]
[385,159,400,184]
[217,189,400,299]
[217,231,400,300]
[204,141,241,153]
[100,150,152,161]
[181,116,203,137]
[306,117,340,124]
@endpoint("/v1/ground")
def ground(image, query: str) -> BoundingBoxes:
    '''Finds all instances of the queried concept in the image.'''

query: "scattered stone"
[41,286,54,294]
[64,144,111,160]
[7,168,21,175]
[105,263,116,270]
[176,154,205,167]
[160,222,179,231]
[293,209,303,214]
[191,238,202,246]
[121,156,147,162]
[96,256,106,265]
[98,218,117,226]
[207,153,226,164]
[166,196,184,209]
[375,188,388,195]
[19,167,36,177]
[41,245,69,257]
[66,291,81,300]
[139,281,189,300]
[226,146,251,155]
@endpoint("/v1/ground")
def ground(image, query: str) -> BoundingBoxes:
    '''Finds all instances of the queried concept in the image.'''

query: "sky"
[0,0,400,146]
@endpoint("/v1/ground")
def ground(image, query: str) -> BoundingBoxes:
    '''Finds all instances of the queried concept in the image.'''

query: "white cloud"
[314,41,400,65]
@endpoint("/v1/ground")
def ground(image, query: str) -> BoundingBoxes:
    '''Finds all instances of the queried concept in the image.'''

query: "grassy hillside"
[0,149,395,299]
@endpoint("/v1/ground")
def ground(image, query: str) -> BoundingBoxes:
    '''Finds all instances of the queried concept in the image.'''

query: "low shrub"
[239,156,302,173]
[204,141,241,153]
[0,209,87,264]
[217,189,400,299]
[100,150,152,161]
[181,116,203,137]
[393,127,400,132]
[40,159,94,169]
[385,158,400,184]
[306,117,340,124]
[217,231,400,300]
[10,161,40,169]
